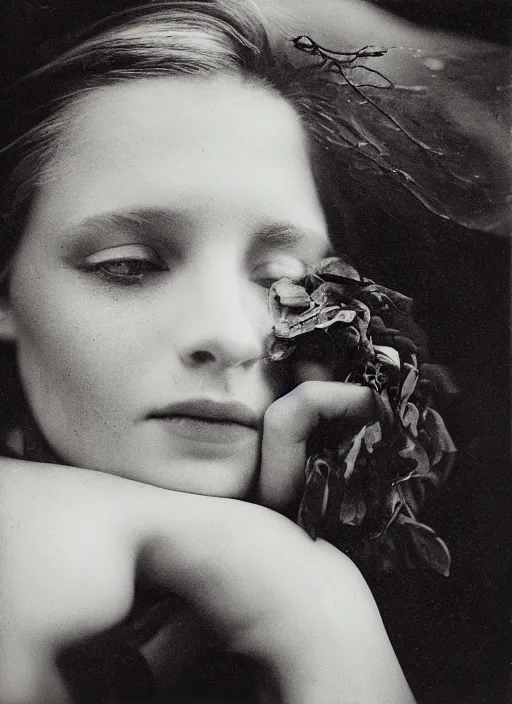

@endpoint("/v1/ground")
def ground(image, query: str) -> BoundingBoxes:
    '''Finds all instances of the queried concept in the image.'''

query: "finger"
[260,381,379,509]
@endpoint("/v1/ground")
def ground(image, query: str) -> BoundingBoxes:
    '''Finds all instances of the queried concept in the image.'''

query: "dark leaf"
[341,425,366,480]
[398,515,451,577]
[339,473,367,527]
[422,407,457,466]
[267,337,296,362]
[419,363,459,396]
[297,456,332,540]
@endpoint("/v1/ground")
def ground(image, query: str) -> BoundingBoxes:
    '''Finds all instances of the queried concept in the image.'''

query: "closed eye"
[252,257,307,288]
[82,244,169,284]
[91,258,162,282]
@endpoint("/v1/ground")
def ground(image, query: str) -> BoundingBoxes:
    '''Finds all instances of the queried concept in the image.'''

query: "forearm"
[140,498,415,704]
[0,638,70,704]
[1,460,414,704]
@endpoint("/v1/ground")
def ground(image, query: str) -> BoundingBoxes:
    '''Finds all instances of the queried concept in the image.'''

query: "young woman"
[0,1,508,703]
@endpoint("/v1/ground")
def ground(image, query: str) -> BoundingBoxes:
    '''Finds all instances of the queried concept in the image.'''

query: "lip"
[148,399,261,429]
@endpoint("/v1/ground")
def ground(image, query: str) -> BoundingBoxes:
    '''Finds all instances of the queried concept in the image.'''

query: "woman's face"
[5,75,330,497]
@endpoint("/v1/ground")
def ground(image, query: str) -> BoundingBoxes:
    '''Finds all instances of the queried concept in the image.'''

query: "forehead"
[60,74,304,154]
[25,75,327,243]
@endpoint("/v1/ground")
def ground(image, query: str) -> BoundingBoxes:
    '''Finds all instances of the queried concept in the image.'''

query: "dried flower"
[268,257,457,576]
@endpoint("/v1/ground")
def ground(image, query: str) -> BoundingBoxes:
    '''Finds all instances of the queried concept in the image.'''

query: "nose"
[174,262,267,371]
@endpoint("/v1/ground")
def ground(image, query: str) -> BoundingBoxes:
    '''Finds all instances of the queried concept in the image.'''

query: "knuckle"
[295,380,320,405]
[263,399,286,431]
[264,380,318,428]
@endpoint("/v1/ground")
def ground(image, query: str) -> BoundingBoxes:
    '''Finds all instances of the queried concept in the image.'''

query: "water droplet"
[423,58,445,71]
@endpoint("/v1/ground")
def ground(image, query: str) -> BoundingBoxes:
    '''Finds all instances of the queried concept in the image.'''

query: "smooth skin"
[0,75,415,703]
[0,457,414,704]
[4,76,331,498]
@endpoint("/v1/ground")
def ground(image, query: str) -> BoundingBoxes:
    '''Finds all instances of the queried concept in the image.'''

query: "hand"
[241,368,415,703]
[260,363,379,509]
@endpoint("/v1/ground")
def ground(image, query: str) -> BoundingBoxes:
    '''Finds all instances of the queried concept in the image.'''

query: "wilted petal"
[267,337,296,361]
[432,451,457,485]
[396,477,425,516]
[423,407,457,465]
[272,278,311,308]
[298,456,332,540]
[398,434,431,478]
[374,345,400,369]
[364,421,382,453]
[400,364,419,407]
[398,515,451,577]
[342,425,366,480]
[315,308,357,328]
[313,257,361,280]
[401,402,420,436]
[286,311,321,337]
[273,320,292,339]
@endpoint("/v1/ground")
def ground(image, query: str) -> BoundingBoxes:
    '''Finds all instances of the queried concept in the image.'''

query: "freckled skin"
[7,75,330,497]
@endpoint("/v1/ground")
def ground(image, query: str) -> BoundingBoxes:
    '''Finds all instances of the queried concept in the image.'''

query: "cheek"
[10,272,149,418]
[9,260,289,421]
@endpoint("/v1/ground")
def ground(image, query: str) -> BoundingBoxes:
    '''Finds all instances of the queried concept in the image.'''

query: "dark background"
[371,0,512,43]
[0,2,510,702]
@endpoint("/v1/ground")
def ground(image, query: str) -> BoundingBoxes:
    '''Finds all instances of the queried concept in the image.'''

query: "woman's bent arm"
[141,494,415,704]
[0,458,415,704]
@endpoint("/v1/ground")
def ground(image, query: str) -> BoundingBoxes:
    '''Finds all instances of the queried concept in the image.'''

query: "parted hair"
[0,0,362,438]
[0,0,359,278]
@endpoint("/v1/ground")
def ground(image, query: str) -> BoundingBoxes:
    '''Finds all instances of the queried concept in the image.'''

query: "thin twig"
[292,35,444,156]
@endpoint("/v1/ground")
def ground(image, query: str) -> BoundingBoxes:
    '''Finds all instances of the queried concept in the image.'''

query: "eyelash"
[253,262,306,289]
[255,274,285,289]
[86,258,167,285]
[83,255,305,287]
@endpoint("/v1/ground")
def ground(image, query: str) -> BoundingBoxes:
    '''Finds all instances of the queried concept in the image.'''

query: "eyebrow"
[63,209,331,255]
[253,222,330,250]
[66,209,185,240]
[60,209,190,258]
